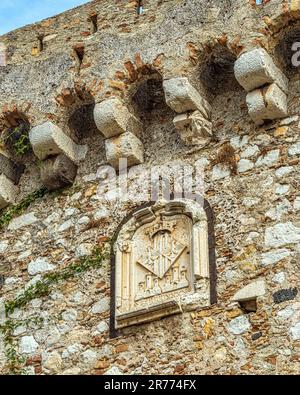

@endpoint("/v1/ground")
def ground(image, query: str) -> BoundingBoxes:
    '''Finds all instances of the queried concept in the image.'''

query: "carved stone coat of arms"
[114,200,211,329]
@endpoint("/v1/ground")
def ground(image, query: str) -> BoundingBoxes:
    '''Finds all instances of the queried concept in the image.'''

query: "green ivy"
[5,246,109,315]
[13,133,31,156]
[0,125,31,157]
[0,245,109,374]
[0,316,44,375]
[0,187,47,230]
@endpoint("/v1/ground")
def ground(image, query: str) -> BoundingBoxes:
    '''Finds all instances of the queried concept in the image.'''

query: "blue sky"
[0,0,90,35]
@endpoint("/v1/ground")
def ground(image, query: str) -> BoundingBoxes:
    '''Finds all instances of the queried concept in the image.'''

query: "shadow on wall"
[0,110,33,164]
[275,26,300,77]
[198,44,240,99]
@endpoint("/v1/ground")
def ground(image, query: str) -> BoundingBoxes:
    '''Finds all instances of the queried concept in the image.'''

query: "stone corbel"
[29,121,87,190]
[0,150,24,209]
[163,77,212,147]
[0,173,18,209]
[234,48,289,125]
[94,98,144,169]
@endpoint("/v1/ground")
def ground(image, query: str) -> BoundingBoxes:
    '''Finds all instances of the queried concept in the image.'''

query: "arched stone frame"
[109,197,217,336]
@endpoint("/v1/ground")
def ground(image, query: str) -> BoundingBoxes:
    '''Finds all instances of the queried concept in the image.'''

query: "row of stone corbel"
[93,77,213,168]
[0,47,289,209]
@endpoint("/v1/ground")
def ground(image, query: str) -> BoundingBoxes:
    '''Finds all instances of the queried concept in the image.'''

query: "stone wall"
[0,0,300,375]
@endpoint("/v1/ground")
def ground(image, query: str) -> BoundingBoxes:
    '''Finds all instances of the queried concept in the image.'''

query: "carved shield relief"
[134,214,192,304]
[115,200,211,329]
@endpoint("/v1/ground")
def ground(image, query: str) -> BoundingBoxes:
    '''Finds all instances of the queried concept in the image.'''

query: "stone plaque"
[114,200,211,329]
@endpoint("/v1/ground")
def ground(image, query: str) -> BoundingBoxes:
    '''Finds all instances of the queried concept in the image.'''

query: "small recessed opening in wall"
[275,27,300,76]
[0,112,32,162]
[73,44,85,69]
[239,299,257,313]
[68,103,98,141]
[199,45,239,97]
[89,14,98,33]
[137,0,144,15]
[132,74,169,117]
[38,35,44,52]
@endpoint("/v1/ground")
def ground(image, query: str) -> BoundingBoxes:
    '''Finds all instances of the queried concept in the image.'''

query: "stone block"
[28,257,55,276]
[40,154,78,191]
[105,132,144,168]
[246,83,288,125]
[273,288,298,304]
[29,121,87,162]
[163,77,211,117]
[8,212,38,230]
[173,111,212,146]
[234,48,288,93]
[0,153,24,184]
[0,173,18,209]
[232,280,265,302]
[265,222,300,247]
[94,98,142,138]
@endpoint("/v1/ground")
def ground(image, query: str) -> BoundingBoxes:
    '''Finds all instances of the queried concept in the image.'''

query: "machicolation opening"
[0,110,32,163]
[275,26,300,76]
[199,44,240,97]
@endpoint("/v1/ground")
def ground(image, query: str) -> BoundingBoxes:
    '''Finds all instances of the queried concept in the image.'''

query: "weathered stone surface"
[163,77,211,117]
[43,351,62,373]
[40,154,78,191]
[104,366,123,375]
[29,122,87,162]
[173,111,212,146]
[19,336,39,354]
[0,153,24,185]
[246,84,288,125]
[105,132,144,168]
[91,297,110,314]
[256,149,280,167]
[0,241,8,254]
[237,159,254,173]
[261,249,291,266]
[290,323,300,341]
[265,222,300,248]
[75,243,94,258]
[272,272,286,284]
[288,142,300,156]
[234,48,288,93]
[28,257,55,276]
[0,174,18,209]
[227,316,251,335]
[96,321,109,334]
[232,281,265,302]
[8,212,38,230]
[273,288,298,304]
[0,298,5,324]
[81,350,97,364]
[252,332,262,341]
[212,165,230,181]
[94,98,142,138]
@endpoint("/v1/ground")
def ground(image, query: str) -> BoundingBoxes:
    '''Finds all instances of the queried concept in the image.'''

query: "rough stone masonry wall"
[0,0,300,375]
